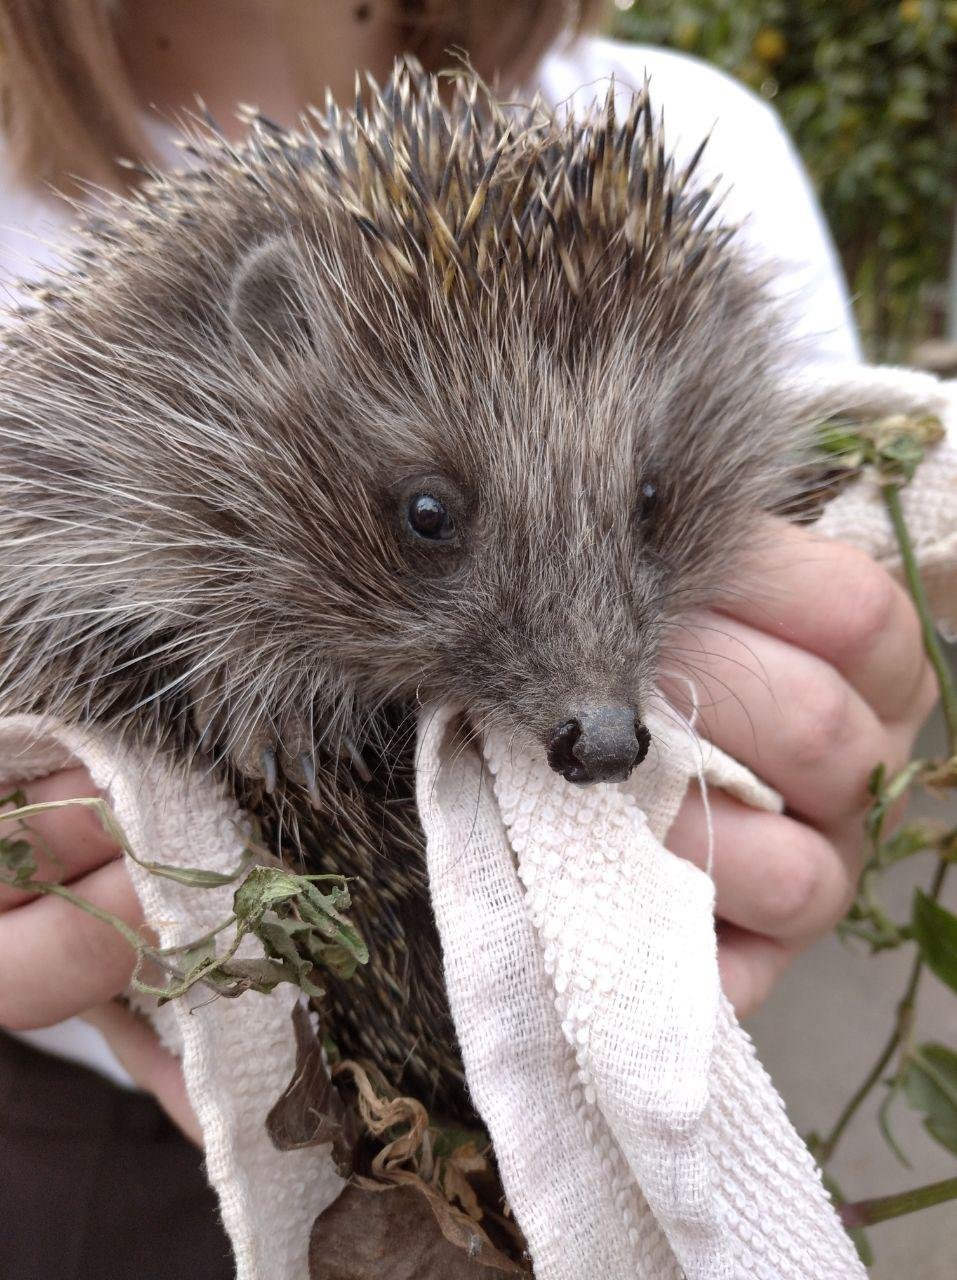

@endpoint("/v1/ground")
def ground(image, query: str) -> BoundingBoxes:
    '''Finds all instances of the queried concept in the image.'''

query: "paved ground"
[748,693,957,1277]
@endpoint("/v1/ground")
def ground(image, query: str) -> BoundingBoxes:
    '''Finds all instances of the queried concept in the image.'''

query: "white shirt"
[0,36,860,1083]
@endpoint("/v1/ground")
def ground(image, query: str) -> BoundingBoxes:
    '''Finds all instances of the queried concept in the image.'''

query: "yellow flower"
[899,0,923,21]
[674,18,701,49]
[753,27,787,65]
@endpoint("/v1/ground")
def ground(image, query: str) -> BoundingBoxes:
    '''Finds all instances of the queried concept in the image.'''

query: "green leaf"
[313,942,362,981]
[259,916,309,968]
[912,890,957,992]
[233,866,305,921]
[815,420,866,462]
[901,1044,957,1155]
[878,1077,913,1168]
[0,790,37,883]
[230,865,367,996]
[878,432,926,482]
[226,957,326,998]
[0,836,37,884]
[297,879,354,928]
[257,917,327,992]
[864,759,925,843]
[868,762,887,796]
[141,861,255,889]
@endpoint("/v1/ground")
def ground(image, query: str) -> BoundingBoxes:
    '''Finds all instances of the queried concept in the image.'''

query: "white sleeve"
[535,37,862,366]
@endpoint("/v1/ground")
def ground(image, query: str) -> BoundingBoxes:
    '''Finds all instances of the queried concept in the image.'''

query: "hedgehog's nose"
[546,707,651,785]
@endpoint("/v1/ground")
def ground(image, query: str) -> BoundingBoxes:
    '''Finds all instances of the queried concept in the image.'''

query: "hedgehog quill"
[0,63,807,1120]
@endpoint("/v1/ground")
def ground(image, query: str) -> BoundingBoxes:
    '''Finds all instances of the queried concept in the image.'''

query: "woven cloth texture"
[0,361,953,1278]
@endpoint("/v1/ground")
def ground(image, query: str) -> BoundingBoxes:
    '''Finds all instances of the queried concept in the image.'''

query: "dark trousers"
[0,1031,235,1280]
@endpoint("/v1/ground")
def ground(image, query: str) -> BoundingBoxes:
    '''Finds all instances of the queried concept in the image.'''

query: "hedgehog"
[0,61,806,1120]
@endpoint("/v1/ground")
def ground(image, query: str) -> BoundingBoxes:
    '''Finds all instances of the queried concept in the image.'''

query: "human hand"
[663,520,938,1016]
[0,766,201,1142]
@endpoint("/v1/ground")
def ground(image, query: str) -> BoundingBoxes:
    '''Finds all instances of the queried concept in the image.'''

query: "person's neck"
[119,0,401,138]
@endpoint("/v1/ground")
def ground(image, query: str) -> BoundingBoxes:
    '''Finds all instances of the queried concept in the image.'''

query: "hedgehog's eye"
[407,493,454,541]
[637,480,658,521]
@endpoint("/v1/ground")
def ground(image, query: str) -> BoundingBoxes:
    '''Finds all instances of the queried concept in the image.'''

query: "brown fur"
[0,62,810,1114]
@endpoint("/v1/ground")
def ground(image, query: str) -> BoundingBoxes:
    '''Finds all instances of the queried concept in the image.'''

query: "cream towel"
[1,362,954,1278]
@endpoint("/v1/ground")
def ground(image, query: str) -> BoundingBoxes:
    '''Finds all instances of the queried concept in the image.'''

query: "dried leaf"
[234,866,310,921]
[921,755,957,793]
[267,1004,358,1177]
[233,867,368,972]
[0,796,366,1009]
[309,1184,528,1279]
[441,1160,485,1222]
[815,412,945,486]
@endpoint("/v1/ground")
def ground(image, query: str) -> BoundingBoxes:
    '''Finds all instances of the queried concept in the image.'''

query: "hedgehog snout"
[546,706,651,785]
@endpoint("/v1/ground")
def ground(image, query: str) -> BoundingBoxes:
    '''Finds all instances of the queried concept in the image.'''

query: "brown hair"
[0,0,607,190]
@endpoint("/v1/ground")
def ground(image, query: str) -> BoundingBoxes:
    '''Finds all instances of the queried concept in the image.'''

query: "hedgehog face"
[206,227,788,791]
[369,427,669,786]
[219,242,675,787]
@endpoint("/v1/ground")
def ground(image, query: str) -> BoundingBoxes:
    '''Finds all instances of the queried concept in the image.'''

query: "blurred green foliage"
[612,0,957,359]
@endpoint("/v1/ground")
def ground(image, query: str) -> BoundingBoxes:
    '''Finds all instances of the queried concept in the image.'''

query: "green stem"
[883,484,957,754]
[816,1022,900,1166]
[840,1176,957,1229]
[819,858,948,1166]
[25,879,149,952]
[820,483,957,1166]
[8,875,232,989]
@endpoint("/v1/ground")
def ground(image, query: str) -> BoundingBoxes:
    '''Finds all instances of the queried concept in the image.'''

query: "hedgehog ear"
[227,236,316,362]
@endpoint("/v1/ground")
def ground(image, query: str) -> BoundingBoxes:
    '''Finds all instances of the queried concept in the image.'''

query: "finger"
[716,923,796,1019]
[662,614,908,827]
[0,767,119,911]
[81,1001,202,1146]
[666,787,854,941]
[722,522,929,723]
[0,858,143,1030]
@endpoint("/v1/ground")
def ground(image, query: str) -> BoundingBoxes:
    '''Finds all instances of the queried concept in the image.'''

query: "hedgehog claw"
[344,735,372,784]
[261,744,278,795]
[298,750,322,809]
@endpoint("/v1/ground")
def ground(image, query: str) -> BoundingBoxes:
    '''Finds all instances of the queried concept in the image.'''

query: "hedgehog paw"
[231,717,323,807]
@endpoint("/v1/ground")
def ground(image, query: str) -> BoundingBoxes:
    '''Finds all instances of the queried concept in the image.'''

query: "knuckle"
[835,556,899,659]
[787,678,852,771]
[759,834,824,935]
